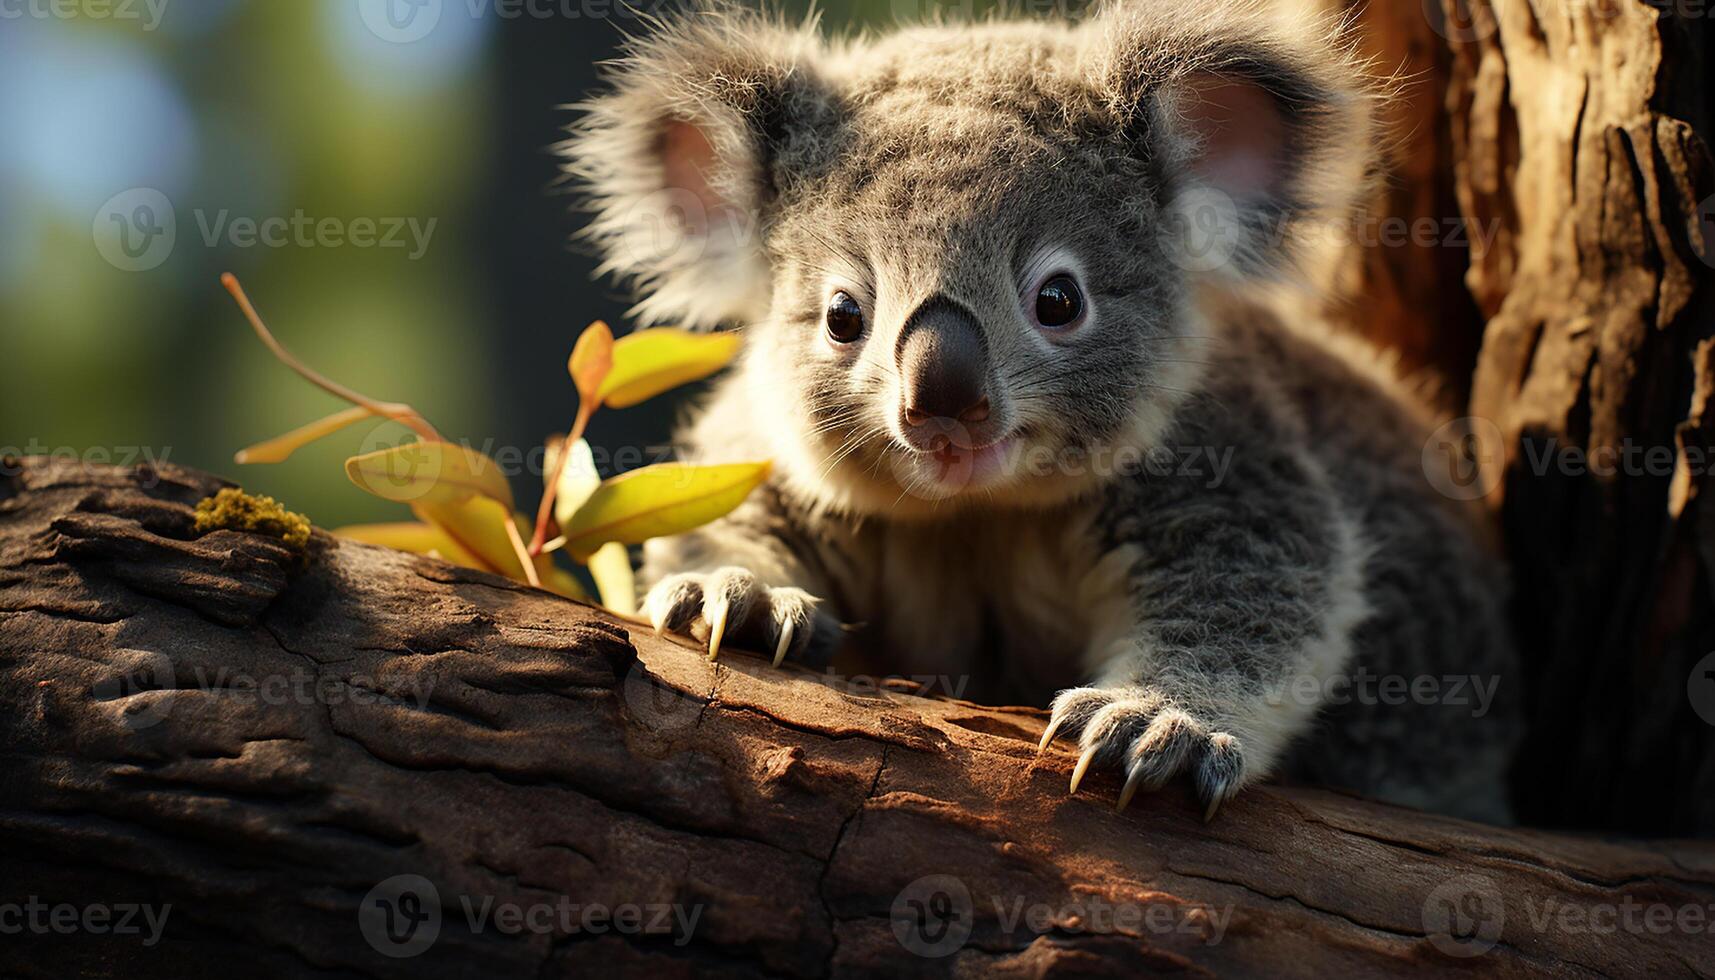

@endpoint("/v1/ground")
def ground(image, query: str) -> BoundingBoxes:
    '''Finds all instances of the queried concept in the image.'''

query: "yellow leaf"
[589,541,637,616]
[530,323,617,555]
[540,566,589,602]
[569,321,615,407]
[559,461,771,561]
[236,406,376,464]
[414,496,587,601]
[553,438,602,530]
[599,328,741,409]
[334,521,486,570]
[345,440,514,510]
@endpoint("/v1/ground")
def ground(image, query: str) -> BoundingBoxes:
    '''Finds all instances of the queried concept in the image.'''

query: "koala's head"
[565,2,1376,517]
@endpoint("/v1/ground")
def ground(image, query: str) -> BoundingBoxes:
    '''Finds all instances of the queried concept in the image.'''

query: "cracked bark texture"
[1435,0,1715,835]
[1294,0,1715,834]
[3,457,1714,979]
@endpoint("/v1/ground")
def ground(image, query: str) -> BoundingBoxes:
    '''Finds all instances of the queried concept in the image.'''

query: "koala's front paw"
[1039,686,1246,821]
[642,567,835,666]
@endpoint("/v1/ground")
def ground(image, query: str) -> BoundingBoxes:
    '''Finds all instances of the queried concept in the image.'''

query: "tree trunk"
[3,457,1713,978]
[4,2,1715,975]
[1438,0,1715,835]
[1299,0,1715,835]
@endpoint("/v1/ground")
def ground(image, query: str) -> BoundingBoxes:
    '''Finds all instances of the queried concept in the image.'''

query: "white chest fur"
[827,503,1139,703]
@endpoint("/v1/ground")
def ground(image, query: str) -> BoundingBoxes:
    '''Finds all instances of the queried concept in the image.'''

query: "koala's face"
[752,73,1187,513]
[568,7,1373,516]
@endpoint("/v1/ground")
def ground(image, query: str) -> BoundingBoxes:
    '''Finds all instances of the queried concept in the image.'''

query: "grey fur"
[561,1,1519,821]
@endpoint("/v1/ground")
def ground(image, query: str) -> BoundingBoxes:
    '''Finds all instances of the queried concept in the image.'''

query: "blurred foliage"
[0,0,1023,529]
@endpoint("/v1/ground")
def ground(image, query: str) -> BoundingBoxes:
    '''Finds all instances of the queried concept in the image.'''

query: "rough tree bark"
[3,459,1714,979]
[1300,0,1715,835]
[3,2,1714,975]
[1439,0,1715,836]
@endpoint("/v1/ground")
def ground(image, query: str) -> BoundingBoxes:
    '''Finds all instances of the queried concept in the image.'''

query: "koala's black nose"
[897,296,992,433]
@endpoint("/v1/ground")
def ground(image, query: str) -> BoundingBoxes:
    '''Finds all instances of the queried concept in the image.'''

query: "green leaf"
[559,461,771,561]
[236,406,376,464]
[345,440,514,510]
[599,328,741,409]
[588,541,637,616]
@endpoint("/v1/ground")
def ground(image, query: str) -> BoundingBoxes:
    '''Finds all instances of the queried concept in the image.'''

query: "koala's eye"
[826,291,865,344]
[1034,276,1084,330]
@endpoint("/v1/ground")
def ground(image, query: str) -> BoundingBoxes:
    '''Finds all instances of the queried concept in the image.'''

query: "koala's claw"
[1040,686,1247,821]
[642,567,828,666]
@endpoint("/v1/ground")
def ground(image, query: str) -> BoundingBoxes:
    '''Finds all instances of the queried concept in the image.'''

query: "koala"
[561,1,1520,822]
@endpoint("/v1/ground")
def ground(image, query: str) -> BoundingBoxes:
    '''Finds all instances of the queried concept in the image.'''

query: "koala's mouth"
[890,433,1024,499]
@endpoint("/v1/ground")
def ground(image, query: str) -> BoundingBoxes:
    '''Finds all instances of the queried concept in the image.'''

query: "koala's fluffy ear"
[1089,2,1381,279]
[561,10,835,327]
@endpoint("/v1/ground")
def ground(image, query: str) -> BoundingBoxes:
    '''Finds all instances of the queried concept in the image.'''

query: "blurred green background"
[0,0,909,529]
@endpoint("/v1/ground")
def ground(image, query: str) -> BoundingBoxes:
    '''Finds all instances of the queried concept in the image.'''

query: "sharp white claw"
[706,601,729,662]
[648,603,667,636]
[772,621,794,668]
[1203,795,1223,823]
[1069,746,1098,794]
[1117,769,1143,812]
[1037,717,1063,754]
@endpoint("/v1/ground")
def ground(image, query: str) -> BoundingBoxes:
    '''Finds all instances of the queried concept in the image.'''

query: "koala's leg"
[1040,442,1371,820]
[638,488,843,665]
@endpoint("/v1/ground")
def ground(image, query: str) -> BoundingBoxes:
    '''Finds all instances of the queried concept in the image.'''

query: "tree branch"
[1,457,1711,978]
